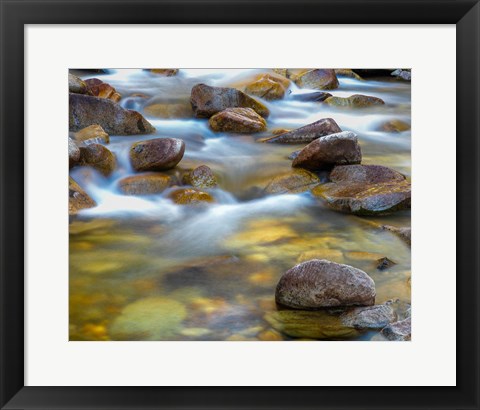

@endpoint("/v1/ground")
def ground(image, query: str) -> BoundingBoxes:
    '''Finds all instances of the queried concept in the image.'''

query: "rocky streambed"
[69,68,411,341]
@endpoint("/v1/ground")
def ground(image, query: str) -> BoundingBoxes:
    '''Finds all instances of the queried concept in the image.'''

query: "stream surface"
[69,69,411,341]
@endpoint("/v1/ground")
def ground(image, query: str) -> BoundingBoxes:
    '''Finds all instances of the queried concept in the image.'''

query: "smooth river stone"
[262,118,341,144]
[381,316,411,341]
[313,164,411,216]
[69,177,96,215]
[340,303,396,329]
[182,165,218,189]
[190,83,269,118]
[68,138,80,168]
[324,94,385,108]
[129,138,185,172]
[69,93,155,135]
[79,143,116,176]
[292,131,362,171]
[275,259,376,309]
[294,69,339,90]
[118,174,172,195]
[244,74,287,100]
[209,107,267,133]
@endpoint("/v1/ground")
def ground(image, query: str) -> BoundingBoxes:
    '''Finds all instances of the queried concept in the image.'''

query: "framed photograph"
[1,0,479,409]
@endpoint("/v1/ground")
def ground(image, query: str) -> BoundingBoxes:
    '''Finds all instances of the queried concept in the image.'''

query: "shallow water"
[69,69,411,341]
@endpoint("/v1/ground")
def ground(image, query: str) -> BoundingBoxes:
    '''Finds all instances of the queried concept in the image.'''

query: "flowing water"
[69,69,411,341]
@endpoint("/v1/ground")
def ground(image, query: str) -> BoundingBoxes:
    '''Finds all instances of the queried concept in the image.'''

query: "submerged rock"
[79,143,116,176]
[378,119,411,133]
[68,73,89,94]
[182,165,218,188]
[73,124,110,145]
[118,174,172,195]
[129,138,185,172]
[69,177,96,215]
[190,83,269,118]
[376,257,397,270]
[265,309,360,340]
[292,131,362,171]
[261,118,341,144]
[382,225,411,246]
[84,78,121,102]
[313,164,411,215]
[68,138,80,168]
[209,107,267,133]
[144,100,193,119]
[244,74,288,100]
[340,303,396,329]
[69,94,155,135]
[264,169,320,194]
[324,94,385,108]
[290,91,332,102]
[275,259,376,309]
[293,69,339,90]
[109,297,187,340]
[168,188,215,205]
[381,316,411,341]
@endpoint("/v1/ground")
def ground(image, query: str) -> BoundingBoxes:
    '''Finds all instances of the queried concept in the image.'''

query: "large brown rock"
[292,131,361,171]
[313,164,411,215]
[68,73,89,94]
[68,138,80,168]
[190,83,269,118]
[182,165,218,189]
[324,94,385,108]
[294,69,339,90]
[275,259,376,309]
[69,93,155,135]
[209,108,267,133]
[168,188,215,205]
[79,143,116,176]
[262,118,341,144]
[84,78,121,102]
[118,174,172,195]
[69,177,96,215]
[129,138,185,172]
[244,74,288,100]
[264,169,320,194]
[73,124,110,145]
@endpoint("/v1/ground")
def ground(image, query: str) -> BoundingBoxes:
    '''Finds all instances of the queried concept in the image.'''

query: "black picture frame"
[1,1,479,409]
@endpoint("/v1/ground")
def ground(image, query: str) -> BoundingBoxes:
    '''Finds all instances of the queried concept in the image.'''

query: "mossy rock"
[324,94,385,108]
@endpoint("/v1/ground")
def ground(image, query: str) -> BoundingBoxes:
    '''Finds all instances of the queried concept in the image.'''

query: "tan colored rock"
[168,188,215,205]
[129,138,185,172]
[209,107,267,133]
[313,164,411,215]
[294,69,339,90]
[378,119,411,132]
[334,69,363,80]
[68,73,89,94]
[292,131,362,171]
[144,101,193,119]
[69,177,96,215]
[118,174,172,195]
[85,78,121,102]
[324,94,385,108]
[264,169,320,194]
[244,74,288,100]
[146,69,179,76]
[79,143,116,176]
[69,94,155,135]
[190,83,269,118]
[182,165,218,188]
[275,259,376,309]
[73,124,110,145]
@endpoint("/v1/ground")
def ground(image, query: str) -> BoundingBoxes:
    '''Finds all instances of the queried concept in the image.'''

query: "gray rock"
[262,118,341,144]
[292,131,361,171]
[340,303,396,329]
[275,259,376,309]
[391,69,411,81]
[68,73,89,94]
[382,225,411,246]
[68,138,80,168]
[381,317,411,341]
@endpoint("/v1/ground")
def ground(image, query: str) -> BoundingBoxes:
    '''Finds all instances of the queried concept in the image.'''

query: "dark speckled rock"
[340,303,396,329]
[69,93,155,135]
[68,138,80,168]
[209,108,267,133]
[292,131,361,170]
[381,317,411,341]
[262,118,341,144]
[275,259,376,309]
[129,138,185,172]
[190,83,269,118]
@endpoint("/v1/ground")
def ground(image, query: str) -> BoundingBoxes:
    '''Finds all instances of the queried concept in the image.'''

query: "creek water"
[69,69,411,341]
